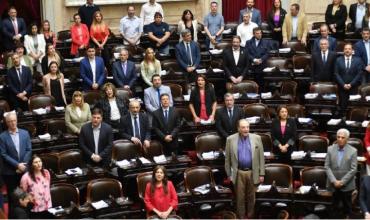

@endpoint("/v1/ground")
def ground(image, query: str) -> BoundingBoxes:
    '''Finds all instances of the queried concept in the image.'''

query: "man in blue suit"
[7,53,32,111]
[1,7,27,51]
[80,45,106,91]
[0,112,31,218]
[312,24,337,53]
[112,48,137,90]
[175,29,201,82]
[239,0,261,26]
[335,43,364,115]
[354,27,370,83]
[246,27,269,90]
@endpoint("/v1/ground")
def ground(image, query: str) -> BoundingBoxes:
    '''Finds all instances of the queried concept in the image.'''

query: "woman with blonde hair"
[65,91,91,134]
[140,47,161,87]
[325,0,347,39]
[40,20,56,47]
[90,11,110,66]
[42,61,67,106]
[41,43,64,75]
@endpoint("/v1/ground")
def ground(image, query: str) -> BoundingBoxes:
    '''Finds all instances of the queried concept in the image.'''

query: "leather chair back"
[57,30,71,42]
[136,172,152,199]
[51,183,80,207]
[243,103,270,120]
[44,119,67,135]
[347,107,368,121]
[293,54,311,70]
[281,80,297,98]
[266,57,291,69]
[28,94,56,111]
[286,104,305,118]
[195,132,224,154]
[116,88,132,105]
[300,166,327,189]
[184,166,214,191]
[40,153,59,174]
[283,41,307,53]
[226,80,259,94]
[358,83,370,97]
[112,139,142,161]
[145,140,164,158]
[83,90,101,106]
[255,132,273,152]
[58,149,84,174]
[86,178,123,203]
[311,22,326,30]
[165,83,183,99]
[264,163,293,188]
[299,135,329,153]
[162,59,182,72]
[309,82,337,95]
[176,107,193,123]
[0,100,10,113]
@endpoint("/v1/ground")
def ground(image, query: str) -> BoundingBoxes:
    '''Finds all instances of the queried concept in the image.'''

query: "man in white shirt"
[237,13,258,47]
[140,0,164,27]
[120,5,143,46]
[80,45,105,91]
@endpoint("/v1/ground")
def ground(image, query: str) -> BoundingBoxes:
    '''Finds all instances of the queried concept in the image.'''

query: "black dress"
[185,24,195,41]
[50,78,65,106]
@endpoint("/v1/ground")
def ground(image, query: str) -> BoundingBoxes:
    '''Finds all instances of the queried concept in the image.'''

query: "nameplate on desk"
[310,153,326,159]
[291,151,306,160]
[38,133,51,141]
[261,92,272,99]
[349,94,361,101]
[294,69,304,73]
[327,119,341,125]
[65,167,83,175]
[91,200,108,210]
[209,49,223,55]
[263,67,276,72]
[116,159,131,168]
[257,184,271,192]
[299,185,318,194]
[139,157,151,165]
[48,206,64,215]
[153,155,167,163]
[305,93,319,99]
[298,118,312,124]
[245,116,260,124]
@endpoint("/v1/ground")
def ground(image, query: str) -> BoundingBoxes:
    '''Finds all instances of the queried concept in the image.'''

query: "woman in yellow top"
[65,91,91,134]
[141,47,161,87]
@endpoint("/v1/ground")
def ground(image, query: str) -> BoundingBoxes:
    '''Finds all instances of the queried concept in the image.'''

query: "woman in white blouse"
[24,23,46,73]
[178,9,198,42]
[65,91,91,134]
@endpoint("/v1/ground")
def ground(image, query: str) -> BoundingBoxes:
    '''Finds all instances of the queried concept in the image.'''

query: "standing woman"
[90,11,110,67]
[144,166,178,218]
[24,23,46,73]
[41,20,56,47]
[41,43,64,75]
[189,74,217,124]
[178,9,198,42]
[20,155,52,219]
[70,13,90,57]
[42,61,67,106]
[325,0,347,39]
[267,0,287,45]
[270,105,297,161]
[141,47,162,87]
[363,124,370,175]
[65,91,92,134]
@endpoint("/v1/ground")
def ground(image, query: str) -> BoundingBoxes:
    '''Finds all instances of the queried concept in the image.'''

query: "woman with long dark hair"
[267,0,287,45]
[178,9,198,42]
[42,61,67,106]
[144,166,178,218]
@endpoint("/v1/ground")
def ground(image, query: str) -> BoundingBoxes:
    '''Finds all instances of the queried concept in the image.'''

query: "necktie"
[228,109,233,123]
[122,62,127,76]
[322,52,326,63]
[16,68,22,83]
[12,19,18,35]
[186,43,193,66]
[134,116,140,139]
[164,110,168,123]
[256,40,259,47]
[157,88,161,106]
[346,58,350,70]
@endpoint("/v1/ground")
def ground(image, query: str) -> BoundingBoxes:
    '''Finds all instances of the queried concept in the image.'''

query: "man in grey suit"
[325,128,358,218]
[225,119,265,219]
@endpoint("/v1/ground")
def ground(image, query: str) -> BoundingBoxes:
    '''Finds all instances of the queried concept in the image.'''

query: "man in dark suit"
[335,43,364,115]
[246,27,269,90]
[349,0,368,33]
[239,0,261,25]
[312,24,337,53]
[79,108,113,167]
[325,128,357,218]
[311,38,337,82]
[0,112,31,218]
[7,53,32,111]
[78,0,100,29]
[354,27,370,83]
[120,100,151,149]
[152,93,181,155]
[112,48,137,90]
[1,7,26,51]
[175,29,201,82]
[223,36,249,84]
[216,93,245,139]
[360,175,370,219]
[80,45,105,91]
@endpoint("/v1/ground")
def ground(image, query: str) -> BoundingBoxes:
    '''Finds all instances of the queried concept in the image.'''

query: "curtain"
[222,0,274,23]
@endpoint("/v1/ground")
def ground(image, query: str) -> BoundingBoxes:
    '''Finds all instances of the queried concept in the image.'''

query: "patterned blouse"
[20,170,52,212]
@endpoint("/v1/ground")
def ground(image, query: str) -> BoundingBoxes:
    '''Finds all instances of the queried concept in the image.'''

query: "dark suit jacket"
[245,37,269,64]
[120,113,151,143]
[152,107,181,140]
[0,129,32,175]
[312,36,337,53]
[175,41,201,71]
[239,8,261,25]
[41,54,65,75]
[95,97,128,123]
[80,56,105,91]
[112,60,137,89]
[311,51,337,82]
[354,40,370,66]
[79,122,113,165]
[360,175,370,214]
[267,9,287,30]
[270,118,297,156]
[215,106,245,139]
[189,86,216,117]
[1,17,27,50]
[350,3,369,31]
[223,47,249,79]
[325,4,348,33]
[7,65,32,97]
[334,56,364,88]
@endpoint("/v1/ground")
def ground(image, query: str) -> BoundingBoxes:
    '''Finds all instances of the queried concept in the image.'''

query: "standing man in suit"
[335,43,364,116]
[282,3,308,45]
[225,119,265,219]
[7,53,32,111]
[216,93,245,139]
[1,7,27,51]
[360,175,370,220]
[0,112,31,218]
[144,74,173,114]
[239,0,261,26]
[79,108,112,167]
[120,100,151,149]
[78,0,100,29]
[112,48,137,90]
[152,93,181,155]
[223,36,249,84]
[246,27,269,90]
[325,128,357,218]
[349,0,368,33]
[311,38,337,82]
[80,45,105,91]
[312,24,337,53]
[175,29,201,82]
[354,27,370,83]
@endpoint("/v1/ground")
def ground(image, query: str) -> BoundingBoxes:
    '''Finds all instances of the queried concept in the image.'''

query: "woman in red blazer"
[144,165,178,218]
[70,13,89,56]
[363,124,370,175]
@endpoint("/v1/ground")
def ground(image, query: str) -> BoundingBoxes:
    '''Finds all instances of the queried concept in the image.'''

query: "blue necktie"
[164,110,168,123]
[157,88,161,106]
[122,62,126,76]
[186,43,193,66]
[134,116,140,139]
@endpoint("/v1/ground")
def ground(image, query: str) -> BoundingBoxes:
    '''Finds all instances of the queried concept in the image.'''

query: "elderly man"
[225,119,265,219]
[237,13,258,47]
[282,3,308,45]
[311,38,337,82]
[112,48,137,90]
[325,128,358,218]
[312,24,337,53]
[1,7,27,51]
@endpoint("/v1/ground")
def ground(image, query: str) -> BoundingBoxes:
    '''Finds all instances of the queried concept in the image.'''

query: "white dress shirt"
[236,21,258,47]
[89,58,96,84]
[93,124,101,154]
[232,48,240,65]
[140,2,164,25]
[292,16,298,38]
[109,98,121,120]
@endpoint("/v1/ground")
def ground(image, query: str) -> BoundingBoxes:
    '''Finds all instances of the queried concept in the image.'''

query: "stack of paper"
[200,119,213,125]
[264,152,271,157]
[291,151,306,160]
[202,151,216,159]
[304,93,319,99]
[139,157,151,164]
[48,206,64,215]
[196,69,206,74]
[311,153,327,159]
[65,167,83,175]
[222,29,232,34]
[209,49,223,55]
[160,70,167,75]
[64,78,71,84]
[294,69,304,73]
[129,98,143,103]
[194,184,211,194]
[213,68,223,72]
[33,108,47,115]
[245,116,260,124]
[322,94,337,100]
[261,92,272,99]
[38,133,51,140]
[357,156,366,162]
[55,106,65,111]
[183,95,190,101]
[246,93,259,99]
[362,121,369,127]
[154,155,167,163]
[3,110,16,118]
[91,200,109,210]
[279,48,291,53]
[116,159,130,168]
[113,53,120,59]
[233,93,241,99]
[366,96,370,101]
[257,185,271,192]
[299,185,312,194]
[327,119,342,125]
[298,118,313,124]
[349,94,361,101]
[309,30,319,34]
[345,120,357,126]
[263,67,276,72]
